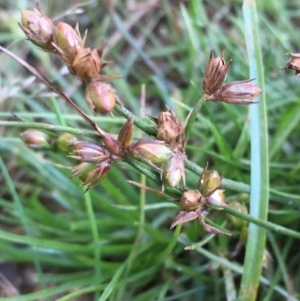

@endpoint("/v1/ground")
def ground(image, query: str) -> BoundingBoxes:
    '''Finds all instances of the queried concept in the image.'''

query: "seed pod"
[19,5,55,51]
[53,22,85,68]
[206,79,262,104]
[117,118,134,149]
[156,108,184,148]
[282,53,300,76]
[129,139,173,164]
[206,189,227,209]
[202,50,232,96]
[56,133,77,152]
[69,141,110,162]
[180,190,202,211]
[72,47,108,81]
[161,151,185,190]
[20,129,51,148]
[85,81,117,114]
[71,161,110,191]
[81,161,111,191]
[198,167,222,196]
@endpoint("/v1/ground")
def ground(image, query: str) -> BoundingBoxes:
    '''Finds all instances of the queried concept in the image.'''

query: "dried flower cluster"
[20,4,120,115]
[202,50,262,104]
[18,5,263,237]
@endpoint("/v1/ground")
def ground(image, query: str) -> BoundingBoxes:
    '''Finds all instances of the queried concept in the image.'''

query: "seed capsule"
[206,189,227,209]
[161,151,185,190]
[56,133,77,152]
[180,190,202,211]
[130,139,173,164]
[206,79,262,104]
[72,47,107,81]
[117,118,134,149]
[282,53,300,76]
[20,5,55,51]
[53,22,85,68]
[20,129,51,148]
[156,108,184,148]
[198,167,222,196]
[69,141,110,162]
[85,81,117,114]
[202,50,232,96]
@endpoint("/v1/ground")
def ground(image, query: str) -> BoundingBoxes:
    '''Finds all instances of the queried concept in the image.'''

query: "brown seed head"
[20,6,55,51]
[282,53,300,76]
[72,47,105,81]
[117,118,134,149]
[206,189,227,209]
[161,151,185,190]
[202,50,232,96]
[198,166,222,196]
[206,79,262,104]
[180,190,202,211]
[53,22,85,67]
[85,81,117,114]
[129,139,173,164]
[69,141,110,162]
[156,108,184,148]
[74,161,111,192]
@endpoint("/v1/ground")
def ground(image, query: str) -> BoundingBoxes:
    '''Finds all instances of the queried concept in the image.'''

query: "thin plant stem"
[184,95,206,141]
[238,1,269,300]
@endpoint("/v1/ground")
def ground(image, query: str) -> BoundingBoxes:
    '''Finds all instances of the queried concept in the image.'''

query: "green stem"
[184,95,206,141]
[0,120,100,138]
[224,206,300,239]
[238,1,269,300]
[114,104,156,136]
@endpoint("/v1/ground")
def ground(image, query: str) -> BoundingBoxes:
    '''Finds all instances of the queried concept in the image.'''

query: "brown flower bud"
[206,189,227,209]
[53,22,85,68]
[72,46,108,81]
[206,79,262,104]
[161,151,185,190]
[85,81,116,114]
[117,118,134,149]
[202,50,232,96]
[156,108,184,148]
[101,133,120,155]
[19,5,55,51]
[180,190,202,211]
[69,141,110,162]
[56,133,77,152]
[282,53,300,76]
[198,166,222,196]
[71,162,110,191]
[81,161,110,191]
[20,129,51,148]
[129,139,173,164]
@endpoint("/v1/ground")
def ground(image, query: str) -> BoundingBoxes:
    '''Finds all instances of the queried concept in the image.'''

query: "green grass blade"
[238,1,269,300]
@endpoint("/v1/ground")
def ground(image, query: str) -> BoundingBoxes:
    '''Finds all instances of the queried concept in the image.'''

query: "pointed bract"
[202,50,232,96]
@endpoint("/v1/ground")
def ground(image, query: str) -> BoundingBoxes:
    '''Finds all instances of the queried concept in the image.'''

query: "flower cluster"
[170,165,230,235]
[20,4,120,114]
[18,5,263,237]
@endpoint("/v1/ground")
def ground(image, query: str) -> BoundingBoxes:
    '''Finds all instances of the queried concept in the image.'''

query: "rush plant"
[0,1,300,301]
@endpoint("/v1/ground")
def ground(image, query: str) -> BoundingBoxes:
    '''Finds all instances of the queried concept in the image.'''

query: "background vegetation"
[0,0,300,300]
